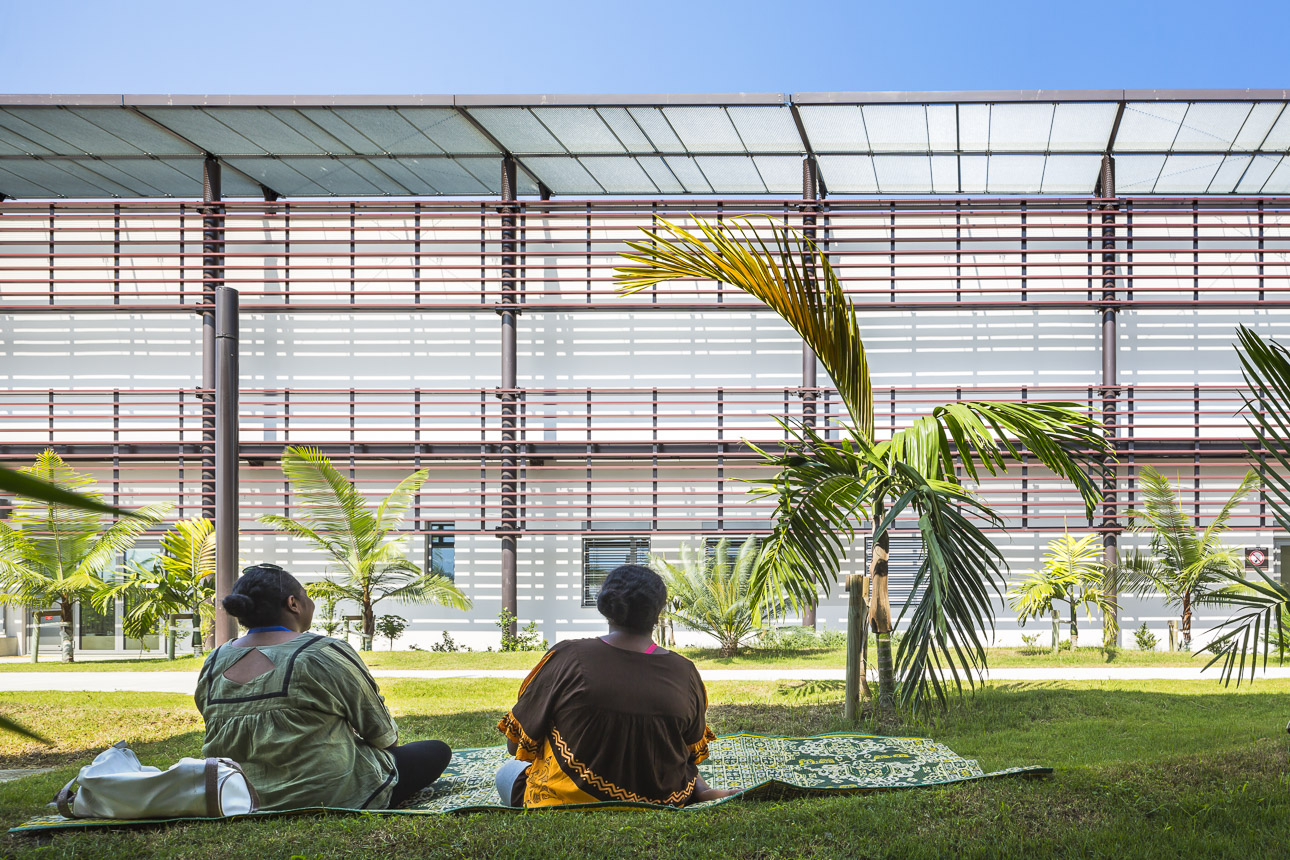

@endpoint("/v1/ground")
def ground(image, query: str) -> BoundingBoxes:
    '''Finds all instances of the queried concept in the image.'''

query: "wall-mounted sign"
[1246,547,1269,571]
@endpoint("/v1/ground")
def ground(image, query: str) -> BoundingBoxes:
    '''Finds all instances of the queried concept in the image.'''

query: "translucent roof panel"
[529,109,625,153]
[1048,103,1119,151]
[797,105,869,153]
[523,156,602,194]
[861,105,931,152]
[725,107,803,153]
[1236,154,1283,193]
[752,155,805,193]
[0,108,201,156]
[581,156,656,193]
[460,108,566,154]
[986,155,1046,194]
[3,93,1290,198]
[1207,155,1253,193]
[1112,103,1190,152]
[987,104,1055,152]
[816,155,878,192]
[873,155,932,192]
[1040,154,1102,193]
[1113,154,1168,193]
[1153,155,1224,193]
[1169,103,1254,151]
[224,158,384,196]
[1262,158,1290,194]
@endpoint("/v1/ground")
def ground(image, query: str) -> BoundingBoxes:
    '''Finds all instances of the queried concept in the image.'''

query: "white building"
[0,91,1286,654]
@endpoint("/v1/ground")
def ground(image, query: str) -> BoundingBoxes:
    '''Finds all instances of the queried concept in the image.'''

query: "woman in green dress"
[195,564,451,810]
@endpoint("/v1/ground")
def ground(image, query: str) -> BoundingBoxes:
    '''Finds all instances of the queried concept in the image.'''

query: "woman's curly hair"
[596,564,667,634]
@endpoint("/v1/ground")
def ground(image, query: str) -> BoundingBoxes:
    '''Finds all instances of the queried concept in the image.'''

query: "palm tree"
[0,449,168,662]
[261,446,471,651]
[96,517,215,657]
[1179,326,1290,682]
[615,217,1109,714]
[654,536,773,657]
[1116,465,1258,651]
[1008,533,1115,651]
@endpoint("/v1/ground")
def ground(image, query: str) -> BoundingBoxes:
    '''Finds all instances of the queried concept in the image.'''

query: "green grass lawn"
[0,678,1285,858]
[0,645,1231,673]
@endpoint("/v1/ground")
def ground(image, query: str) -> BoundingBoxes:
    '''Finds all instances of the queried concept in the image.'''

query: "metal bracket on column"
[800,155,822,629]
[1097,152,1121,643]
[499,156,521,637]
[200,158,222,528]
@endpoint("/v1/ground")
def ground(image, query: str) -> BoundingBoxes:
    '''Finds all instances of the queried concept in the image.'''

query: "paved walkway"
[1,666,1288,694]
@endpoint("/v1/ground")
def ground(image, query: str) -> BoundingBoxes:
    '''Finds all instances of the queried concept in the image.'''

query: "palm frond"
[277,446,376,562]
[372,469,428,537]
[615,216,874,438]
[887,459,1007,712]
[1201,326,1290,681]
[744,423,879,614]
[0,465,132,518]
[384,572,472,610]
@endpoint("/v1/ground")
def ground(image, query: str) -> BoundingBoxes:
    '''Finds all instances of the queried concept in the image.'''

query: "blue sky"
[1,0,1287,95]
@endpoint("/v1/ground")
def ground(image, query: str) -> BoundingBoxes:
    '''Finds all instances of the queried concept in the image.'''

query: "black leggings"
[389,740,452,807]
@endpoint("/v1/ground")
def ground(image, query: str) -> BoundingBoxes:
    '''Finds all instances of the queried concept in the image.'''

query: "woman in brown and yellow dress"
[495,564,738,807]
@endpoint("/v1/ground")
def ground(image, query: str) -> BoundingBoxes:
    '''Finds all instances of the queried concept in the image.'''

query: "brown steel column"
[800,157,820,629]
[1098,154,1120,646]
[214,287,240,645]
[499,157,519,638]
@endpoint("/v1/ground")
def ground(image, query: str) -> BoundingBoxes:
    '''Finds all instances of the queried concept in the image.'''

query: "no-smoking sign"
[1246,547,1269,571]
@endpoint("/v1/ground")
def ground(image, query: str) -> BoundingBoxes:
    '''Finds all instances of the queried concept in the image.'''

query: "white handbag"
[55,741,259,819]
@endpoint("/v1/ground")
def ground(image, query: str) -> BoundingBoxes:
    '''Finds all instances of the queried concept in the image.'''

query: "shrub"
[497,610,547,652]
[1020,633,1040,648]
[655,536,782,657]
[1059,638,1073,651]
[375,614,408,650]
[756,625,845,654]
[430,630,470,653]
[1134,623,1158,651]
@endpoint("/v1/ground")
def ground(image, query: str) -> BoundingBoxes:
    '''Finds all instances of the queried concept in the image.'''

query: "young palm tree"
[96,516,216,656]
[654,536,772,657]
[1008,533,1114,651]
[1117,465,1259,651]
[616,217,1109,714]
[261,446,471,651]
[0,449,168,662]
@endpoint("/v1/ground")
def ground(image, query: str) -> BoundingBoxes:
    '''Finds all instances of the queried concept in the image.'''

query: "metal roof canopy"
[1,90,1289,199]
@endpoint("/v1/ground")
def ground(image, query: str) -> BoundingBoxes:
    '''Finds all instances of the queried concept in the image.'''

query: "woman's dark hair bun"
[222,592,255,619]
[225,563,305,630]
[596,564,667,635]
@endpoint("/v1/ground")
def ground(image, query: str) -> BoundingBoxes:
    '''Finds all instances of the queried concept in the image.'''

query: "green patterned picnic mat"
[9,733,1050,834]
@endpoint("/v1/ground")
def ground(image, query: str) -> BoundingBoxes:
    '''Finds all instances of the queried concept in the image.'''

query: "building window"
[582,537,650,607]
[426,524,455,581]
[863,534,927,609]
[78,600,115,649]
[703,536,750,569]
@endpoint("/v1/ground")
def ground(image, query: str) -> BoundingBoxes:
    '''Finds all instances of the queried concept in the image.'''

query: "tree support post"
[28,612,39,664]
[1097,153,1121,649]
[844,573,869,721]
[499,157,520,639]
[800,157,822,629]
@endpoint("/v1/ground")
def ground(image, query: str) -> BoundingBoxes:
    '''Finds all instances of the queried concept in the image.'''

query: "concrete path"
[1,666,1289,695]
